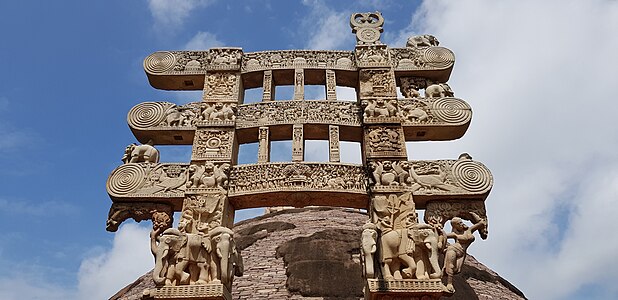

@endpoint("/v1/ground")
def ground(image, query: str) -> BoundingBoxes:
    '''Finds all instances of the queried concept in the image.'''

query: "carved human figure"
[443,213,487,292]
[122,140,159,164]
[361,222,378,278]
[424,83,454,98]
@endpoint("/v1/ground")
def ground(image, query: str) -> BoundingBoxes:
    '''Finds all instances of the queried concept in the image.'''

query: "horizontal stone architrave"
[143,47,454,90]
[105,159,491,211]
[127,99,471,144]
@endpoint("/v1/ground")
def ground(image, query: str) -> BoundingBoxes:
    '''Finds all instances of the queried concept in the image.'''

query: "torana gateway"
[105,12,493,300]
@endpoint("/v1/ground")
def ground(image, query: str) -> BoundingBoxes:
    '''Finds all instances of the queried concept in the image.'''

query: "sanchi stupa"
[104,12,526,300]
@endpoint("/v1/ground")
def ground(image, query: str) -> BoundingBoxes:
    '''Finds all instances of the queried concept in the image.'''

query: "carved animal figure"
[409,164,458,192]
[380,224,442,280]
[122,141,160,164]
[400,79,421,98]
[361,223,378,278]
[406,34,439,48]
[187,164,206,188]
[400,104,429,122]
[424,83,454,98]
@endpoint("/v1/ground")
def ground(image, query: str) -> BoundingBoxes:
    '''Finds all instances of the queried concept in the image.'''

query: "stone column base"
[364,279,450,300]
[143,284,231,300]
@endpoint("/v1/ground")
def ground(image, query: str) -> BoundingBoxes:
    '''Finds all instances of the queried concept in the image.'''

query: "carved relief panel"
[364,126,407,159]
[355,45,390,68]
[359,69,396,98]
[191,128,235,161]
[107,163,188,198]
[202,72,241,102]
[242,50,356,72]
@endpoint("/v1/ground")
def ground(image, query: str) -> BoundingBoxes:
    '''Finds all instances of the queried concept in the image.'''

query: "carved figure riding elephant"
[379,223,442,280]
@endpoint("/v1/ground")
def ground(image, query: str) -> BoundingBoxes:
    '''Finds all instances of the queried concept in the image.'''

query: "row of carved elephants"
[151,226,243,289]
[106,159,492,208]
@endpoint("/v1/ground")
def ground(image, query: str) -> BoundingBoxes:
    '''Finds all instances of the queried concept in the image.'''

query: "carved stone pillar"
[326,69,337,101]
[292,123,304,162]
[329,125,340,162]
[262,70,275,101]
[293,68,304,100]
[258,126,270,163]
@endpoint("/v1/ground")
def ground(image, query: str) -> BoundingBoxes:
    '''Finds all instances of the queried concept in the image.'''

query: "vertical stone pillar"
[258,126,270,163]
[292,123,304,162]
[294,68,304,100]
[326,69,337,101]
[262,70,275,101]
[329,125,340,162]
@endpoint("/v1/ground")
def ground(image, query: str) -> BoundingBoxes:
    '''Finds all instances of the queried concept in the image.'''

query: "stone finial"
[350,12,384,45]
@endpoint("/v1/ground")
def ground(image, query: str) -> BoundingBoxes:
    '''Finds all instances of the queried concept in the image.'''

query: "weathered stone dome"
[111,207,526,300]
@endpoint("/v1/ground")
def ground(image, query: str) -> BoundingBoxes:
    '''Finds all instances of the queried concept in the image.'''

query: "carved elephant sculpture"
[122,141,159,164]
[424,83,454,98]
[361,223,378,278]
[379,224,442,280]
[406,34,439,48]
[208,226,242,288]
[151,228,190,286]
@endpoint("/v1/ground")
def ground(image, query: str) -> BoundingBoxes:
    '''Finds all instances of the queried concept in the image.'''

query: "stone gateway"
[105,12,496,300]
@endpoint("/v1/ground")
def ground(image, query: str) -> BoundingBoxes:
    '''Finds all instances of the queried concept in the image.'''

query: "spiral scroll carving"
[144,51,176,74]
[431,98,471,124]
[108,164,146,195]
[423,47,455,68]
[128,102,171,129]
[452,160,492,193]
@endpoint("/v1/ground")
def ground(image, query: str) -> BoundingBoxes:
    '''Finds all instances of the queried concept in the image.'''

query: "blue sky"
[1,0,618,299]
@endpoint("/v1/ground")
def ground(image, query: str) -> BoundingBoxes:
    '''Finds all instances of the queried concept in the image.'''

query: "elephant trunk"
[153,248,168,286]
[426,239,442,279]
[218,233,231,285]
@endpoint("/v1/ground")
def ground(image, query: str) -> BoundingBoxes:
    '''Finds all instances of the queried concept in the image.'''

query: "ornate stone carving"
[149,226,241,289]
[128,102,200,130]
[328,125,340,162]
[292,124,304,162]
[191,129,235,161]
[186,162,230,190]
[202,72,240,102]
[241,50,356,72]
[325,69,337,100]
[359,69,396,98]
[106,202,173,232]
[424,200,488,235]
[350,12,384,45]
[443,213,487,293]
[364,126,407,158]
[362,98,399,124]
[406,35,440,48]
[369,192,443,281]
[144,284,231,300]
[144,48,242,75]
[361,223,378,278]
[228,163,367,195]
[258,127,270,163]
[262,70,274,101]
[208,48,242,70]
[425,83,454,98]
[293,69,304,100]
[197,102,237,126]
[355,45,390,67]
[236,100,361,129]
[389,47,455,71]
[107,163,187,198]
[121,141,160,164]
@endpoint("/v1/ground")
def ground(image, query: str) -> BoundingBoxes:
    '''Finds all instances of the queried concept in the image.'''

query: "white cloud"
[183,31,224,50]
[399,0,618,298]
[77,223,152,300]
[148,0,217,30]
[0,277,75,300]
[301,0,354,50]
